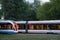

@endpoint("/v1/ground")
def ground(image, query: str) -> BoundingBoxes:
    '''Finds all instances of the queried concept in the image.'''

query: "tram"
[0,20,18,34]
[28,20,60,33]
[15,20,60,34]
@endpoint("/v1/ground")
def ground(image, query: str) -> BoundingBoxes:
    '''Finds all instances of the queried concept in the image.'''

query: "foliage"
[50,0,60,20]
[2,0,60,20]
[2,0,37,21]
[37,0,60,20]
[0,0,2,3]
[37,2,52,20]
[34,0,41,20]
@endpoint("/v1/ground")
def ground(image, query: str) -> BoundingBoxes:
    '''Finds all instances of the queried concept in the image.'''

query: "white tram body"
[0,20,18,34]
[15,20,60,34]
[28,20,60,33]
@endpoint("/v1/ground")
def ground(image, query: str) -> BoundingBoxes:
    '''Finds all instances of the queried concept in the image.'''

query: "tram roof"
[0,20,14,23]
[28,20,60,24]
[15,21,26,24]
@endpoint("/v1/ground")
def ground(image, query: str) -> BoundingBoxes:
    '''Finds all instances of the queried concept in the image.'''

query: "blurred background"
[0,0,60,21]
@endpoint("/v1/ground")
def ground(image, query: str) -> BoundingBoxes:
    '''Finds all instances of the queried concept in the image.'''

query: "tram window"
[48,24,58,30]
[7,24,12,29]
[18,24,25,29]
[28,24,45,30]
[28,24,34,30]
[43,24,50,30]
[34,24,37,30]
[57,25,60,30]
[28,24,40,30]
[0,23,12,30]
[28,24,60,30]
[34,24,43,30]
[43,25,47,30]
[0,26,1,29]
[36,24,40,30]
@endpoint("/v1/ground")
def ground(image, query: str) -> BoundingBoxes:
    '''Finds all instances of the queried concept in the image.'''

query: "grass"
[0,34,60,40]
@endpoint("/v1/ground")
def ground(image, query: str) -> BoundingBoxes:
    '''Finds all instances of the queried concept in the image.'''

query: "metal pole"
[3,12,5,19]
[1,4,5,20]
[1,9,5,19]
[0,4,4,20]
